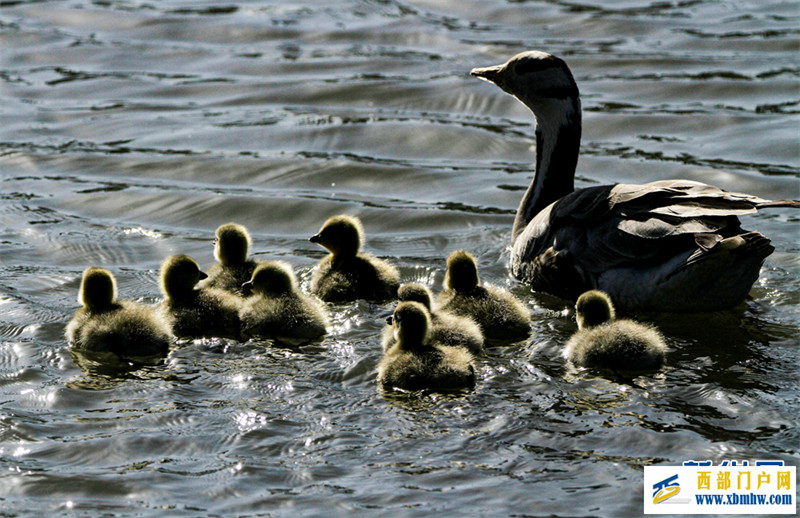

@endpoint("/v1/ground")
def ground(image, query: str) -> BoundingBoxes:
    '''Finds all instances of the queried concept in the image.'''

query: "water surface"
[1,0,798,516]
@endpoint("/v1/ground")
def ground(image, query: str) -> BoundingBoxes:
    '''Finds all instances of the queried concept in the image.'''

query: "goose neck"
[512,97,581,241]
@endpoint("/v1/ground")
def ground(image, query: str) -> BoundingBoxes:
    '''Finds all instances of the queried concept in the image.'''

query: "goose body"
[66,267,172,358]
[436,250,531,341]
[239,261,329,342]
[564,290,667,370]
[159,255,242,339]
[471,51,800,312]
[309,214,400,302]
[381,282,485,356]
[203,223,260,297]
[378,301,476,392]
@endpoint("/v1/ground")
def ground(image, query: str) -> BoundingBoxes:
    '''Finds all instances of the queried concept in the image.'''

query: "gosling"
[377,301,477,392]
[563,290,667,370]
[382,283,484,356]
[203,223,260,296]
[65,267,172,358]
[239,261,329,342]
[159,254,242,339]
[309,214,401,302]
[436,250,531,341]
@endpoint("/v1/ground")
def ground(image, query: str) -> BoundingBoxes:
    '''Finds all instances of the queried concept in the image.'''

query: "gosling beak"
[385,315,393,325]
[470,64,504,85]
[241,280,253,295]
[309,234,321,244]
[199,270,208,280]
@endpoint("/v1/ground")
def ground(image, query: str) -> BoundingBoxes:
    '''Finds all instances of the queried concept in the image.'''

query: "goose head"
[309,214,363,258]
[575,290,616,330]
[214,222,252,266]
[79,267,117,311]
[397,283,434,311]
[242,261,297,297]
[388,301,431,352]
[444,250,480,293]
[160,254,208,299]
[471,51,582,240]
[470,50,579,113]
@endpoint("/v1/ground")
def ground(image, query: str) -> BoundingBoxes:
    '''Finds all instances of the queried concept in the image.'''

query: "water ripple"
[1,0,798,516]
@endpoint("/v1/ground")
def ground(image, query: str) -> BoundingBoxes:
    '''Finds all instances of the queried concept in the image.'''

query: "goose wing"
[511,179,798,305]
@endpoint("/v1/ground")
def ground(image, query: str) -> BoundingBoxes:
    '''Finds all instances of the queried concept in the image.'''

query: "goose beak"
[241,280,253,295]
[309,233,321,244]
[199,270,208,280]
[470,64,504,85]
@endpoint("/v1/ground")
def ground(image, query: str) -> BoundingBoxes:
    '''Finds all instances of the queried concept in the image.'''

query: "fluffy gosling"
[382,282,484,356]
[239,261,329,342]
[563,290,667,370]
[436,250,531,341]
[377,301,476,392]
[159,254,242,339]
[309,214,400,302]
[65,267,172,358]
[203,223,260,296]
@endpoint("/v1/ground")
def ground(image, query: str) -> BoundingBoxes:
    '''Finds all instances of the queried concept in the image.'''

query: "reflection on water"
[1,0,798,515]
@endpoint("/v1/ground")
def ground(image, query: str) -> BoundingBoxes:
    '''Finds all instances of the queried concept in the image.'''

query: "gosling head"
[397,283,433,311]
[214,223,252,266]
[444,250,480,293]
[387,301,431,351]
[309,215,363,258]
[242,261,297,297]
[78,267,117,312]
[160,255,208,299]
[575,290,616,330]
[471,50,580,119]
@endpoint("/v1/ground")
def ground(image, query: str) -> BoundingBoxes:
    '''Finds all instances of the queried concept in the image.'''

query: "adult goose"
[471,51,799,312]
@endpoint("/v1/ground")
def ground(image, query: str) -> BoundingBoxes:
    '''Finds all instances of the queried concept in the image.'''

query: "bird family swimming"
[203,223,261,297]
[159,254,242,340]
[63,44,800,381]
[471,50,800,312]
[65,267,172,359]
[382,282,485,356]
[378,301,477,392]
[563,290,667,371]
[436,250,531,342]
[309,214,401,302]
[239,261,329,343]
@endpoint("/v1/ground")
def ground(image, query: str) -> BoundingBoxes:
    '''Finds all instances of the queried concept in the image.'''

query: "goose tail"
[658,232,773,311]
[755,199,800,209]
[602,231,774,312]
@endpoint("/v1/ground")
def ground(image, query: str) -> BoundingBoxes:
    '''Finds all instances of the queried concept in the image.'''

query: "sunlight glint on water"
[0,0,798,516]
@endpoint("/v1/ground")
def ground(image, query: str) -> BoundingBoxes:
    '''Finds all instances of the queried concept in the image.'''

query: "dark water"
[1,0,798,516]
